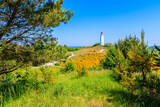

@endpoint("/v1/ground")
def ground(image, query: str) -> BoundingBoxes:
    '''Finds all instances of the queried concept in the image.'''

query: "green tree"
[115,48,128,74]
[128,49,155,82]
[127,29,154,82]
[0,0,73,75]
[0,0,73,44]
[115,35,140,58]
[154,45,160,66]
[104,43,114,48]
[102,46,118,69]
[0,43,35,75]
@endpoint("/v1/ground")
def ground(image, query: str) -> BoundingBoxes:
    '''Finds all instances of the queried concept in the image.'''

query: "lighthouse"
[100,32,104,46]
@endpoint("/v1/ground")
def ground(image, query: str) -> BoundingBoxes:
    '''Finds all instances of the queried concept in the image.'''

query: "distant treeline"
[64,45,80,52]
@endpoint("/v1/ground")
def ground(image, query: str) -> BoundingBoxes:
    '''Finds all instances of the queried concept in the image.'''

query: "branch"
[0,64,23,75]
[154,45,160,52]
[0,0,21,40]
[6,25,36,44]
[0,11,10,17]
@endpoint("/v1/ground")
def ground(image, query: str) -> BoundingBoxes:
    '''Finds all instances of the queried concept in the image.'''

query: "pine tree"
[127,30,154,82]
[0,0,73,75]
[0,0,73,44]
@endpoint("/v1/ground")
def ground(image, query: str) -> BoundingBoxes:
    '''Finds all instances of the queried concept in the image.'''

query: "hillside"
[1,45,160,107]
[5,70,135,107]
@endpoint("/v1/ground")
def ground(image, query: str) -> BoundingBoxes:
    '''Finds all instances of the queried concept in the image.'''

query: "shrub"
[115,35,140,58]
[61,61,75,73]
[127,49,155,82]
[88,65,103,71]
[76,64,88,76]
[69,53,105,70]
[102,46,118,69]
[63,45,80,52]
[55,63,60,66]
[92,43,100,47]
[120,72,160,105]
[104,43,114,48]
[67,47,79,52]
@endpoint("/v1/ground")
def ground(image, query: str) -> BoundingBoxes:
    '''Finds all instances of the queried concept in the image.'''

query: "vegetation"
[0,32,160,106]
[92,43,101,47]
[102,46,118,70]
[0,41,68,75]
[61,61,75,73]
[64,53,105,70]
[63,45,80,52]
[0,0,73,44]
[104,43,114,48]
[1,68,143,107]
[1,1,160,105]
[102,30,160,106]
[74,46,106,55]
[0,0,73,75]
[0,66,60,106]
[55,63,61,66]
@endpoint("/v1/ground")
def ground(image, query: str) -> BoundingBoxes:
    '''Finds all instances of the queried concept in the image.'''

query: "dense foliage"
[0,42,68,75]
[0,0,73,44]
[0,0,73,74]
[103,30,160,105]
[63,45,80,52]
[0,66,59,106]
[61,61,75,73]
[66,53,105,70]
[61,52,105,76]
[104,43,114,48]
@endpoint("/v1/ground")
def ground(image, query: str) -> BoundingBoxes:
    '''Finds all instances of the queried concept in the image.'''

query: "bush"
[88,65,103,71]
[92,43,100,47]
[67,47,79,52]
[104,43,114,48]
[55,63,60,66]
[102,46,118,69]
[0,66,58,106]
[63,45,80,52]
[76,64,88,76]
[61,61,75,73]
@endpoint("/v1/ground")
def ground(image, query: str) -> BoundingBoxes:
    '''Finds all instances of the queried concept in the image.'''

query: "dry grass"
[73,46,107,55]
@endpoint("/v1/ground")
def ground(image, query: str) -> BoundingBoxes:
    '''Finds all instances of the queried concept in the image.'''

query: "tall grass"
[3,70,142,107]
[0,66,61,107]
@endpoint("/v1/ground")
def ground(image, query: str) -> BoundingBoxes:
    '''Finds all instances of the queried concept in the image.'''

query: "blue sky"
[53,0,160,46]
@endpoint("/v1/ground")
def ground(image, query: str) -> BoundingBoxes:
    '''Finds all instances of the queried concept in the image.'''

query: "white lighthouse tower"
[100,32,104,46]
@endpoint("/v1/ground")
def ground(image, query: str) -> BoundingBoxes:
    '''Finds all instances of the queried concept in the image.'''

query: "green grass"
[2,70,141,107]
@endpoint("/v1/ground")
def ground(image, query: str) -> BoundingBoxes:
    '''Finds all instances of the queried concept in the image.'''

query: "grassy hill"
[5,70,139,107]
[73,46,107,55]
[1,45,157,107]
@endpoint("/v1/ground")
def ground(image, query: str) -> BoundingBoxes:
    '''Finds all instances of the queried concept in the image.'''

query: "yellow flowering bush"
[66,53,105,70]
[157,70,160,74]
[61,53,105,76]
[60,61,65,66]
[151,62,160,74]
[76,62,89,76]
[120,73,135,91]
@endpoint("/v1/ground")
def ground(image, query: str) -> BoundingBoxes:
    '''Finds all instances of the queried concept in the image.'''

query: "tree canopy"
[0,0,73,44]
[0,0,73,75]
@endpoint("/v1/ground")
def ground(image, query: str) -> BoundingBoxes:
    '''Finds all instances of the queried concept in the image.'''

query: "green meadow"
[2,67,138,107]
